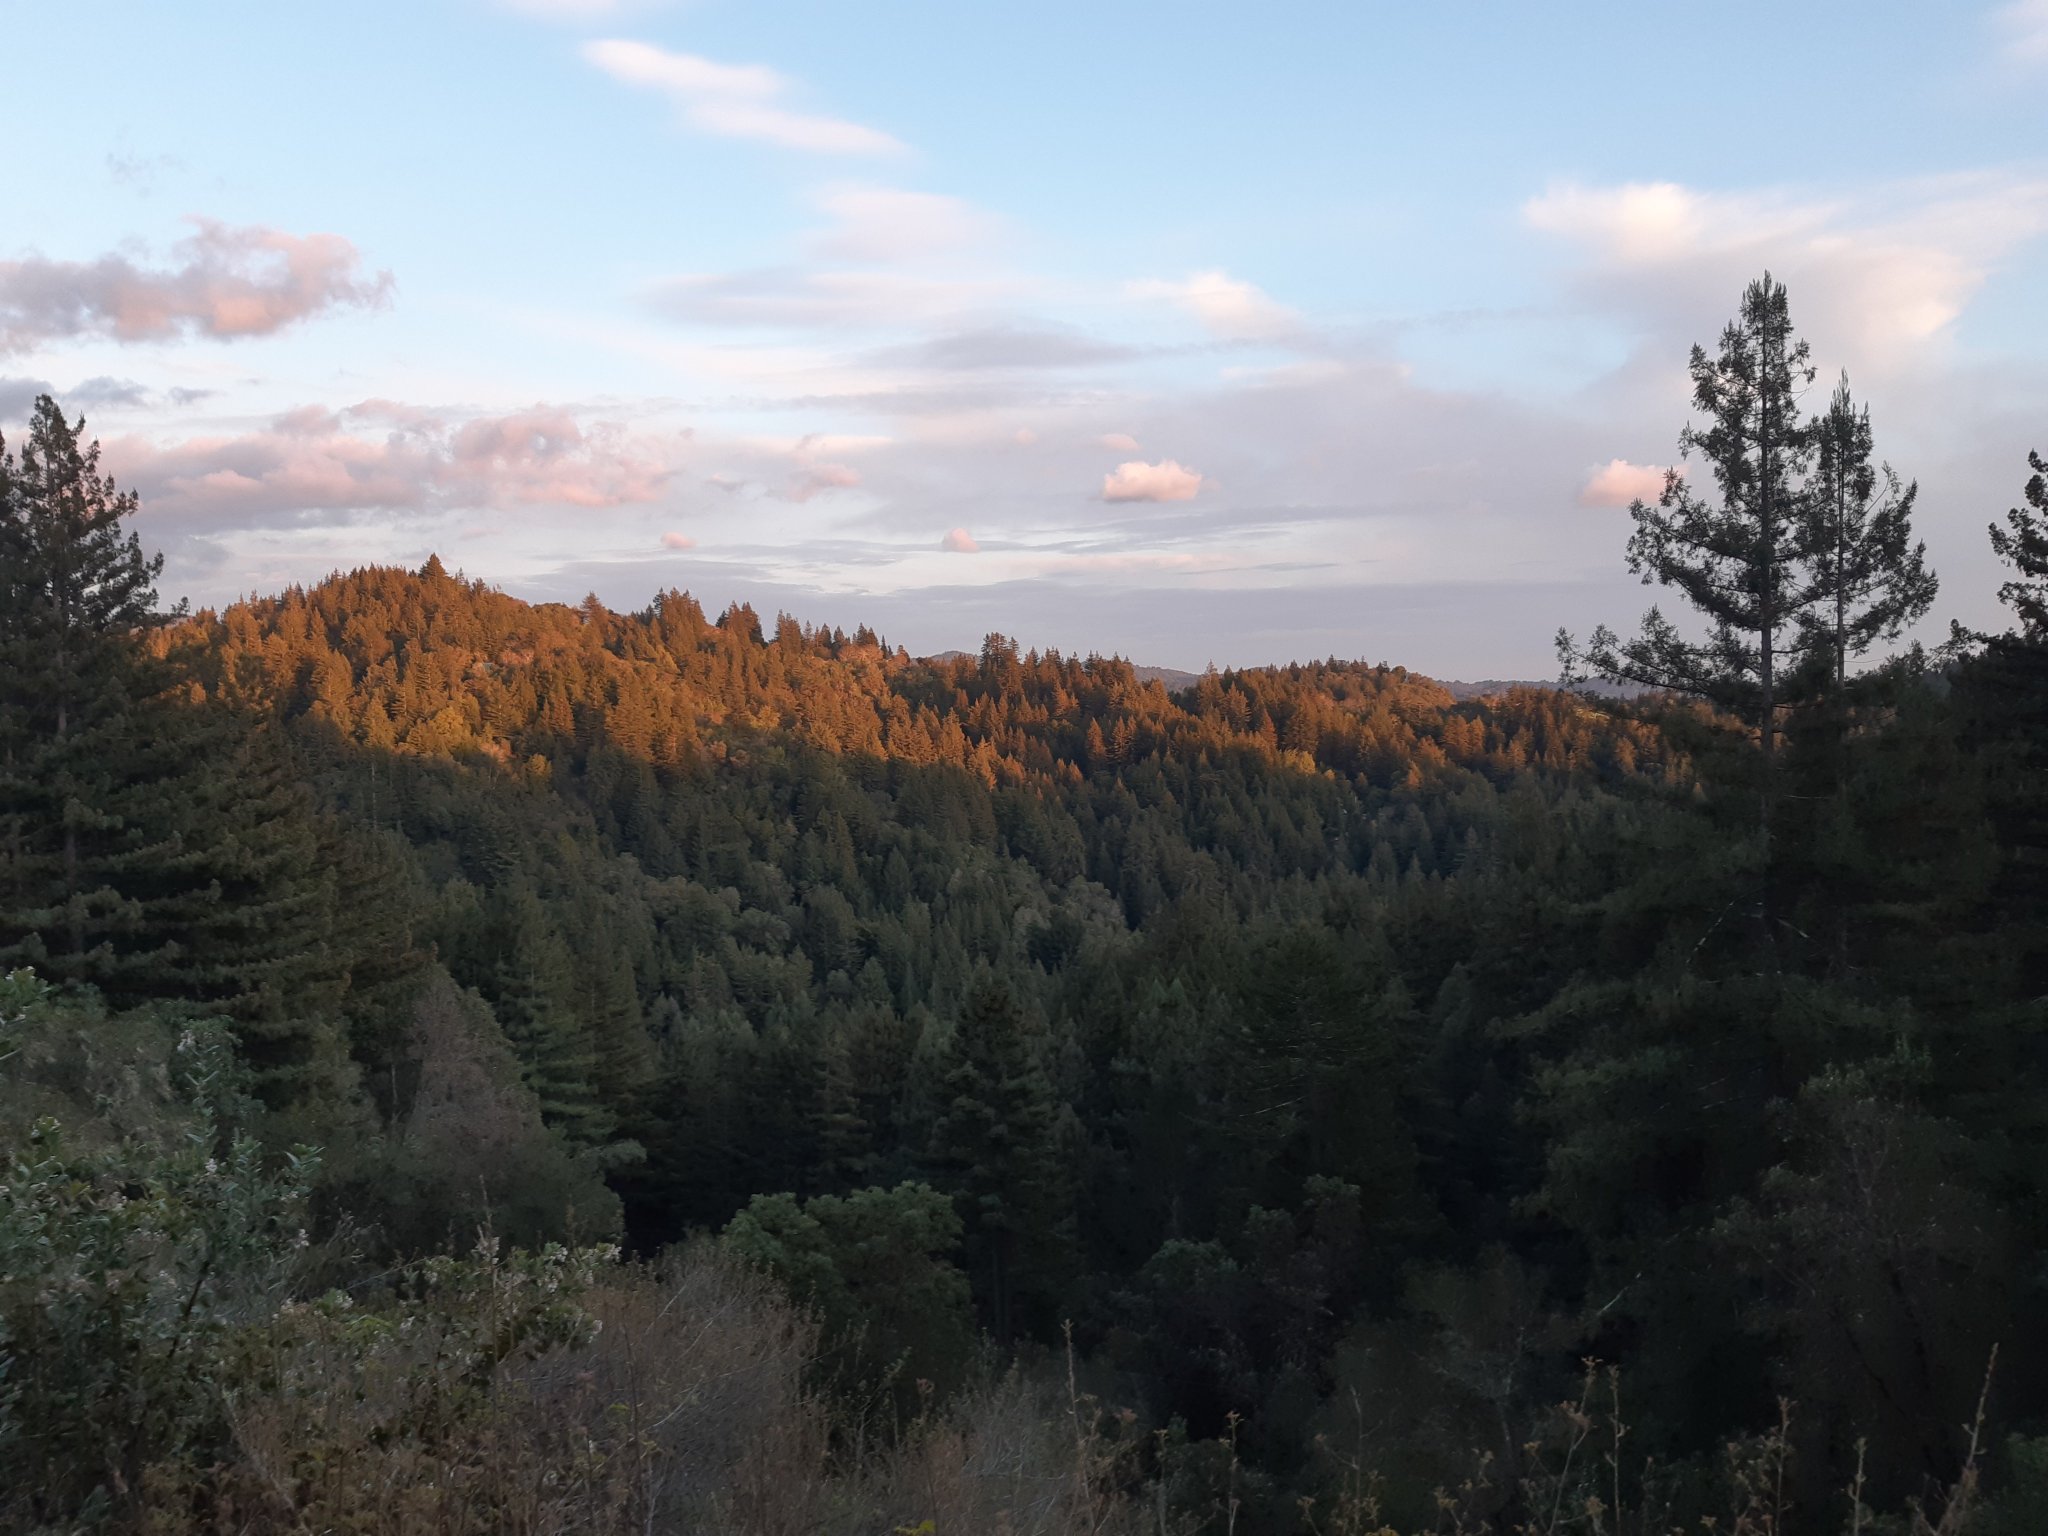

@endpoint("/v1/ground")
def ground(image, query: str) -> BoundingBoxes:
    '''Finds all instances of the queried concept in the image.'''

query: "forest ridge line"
[171,555,1670,792]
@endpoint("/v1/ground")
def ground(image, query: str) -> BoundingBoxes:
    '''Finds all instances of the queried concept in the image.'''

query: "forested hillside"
[7,276,2048,1532]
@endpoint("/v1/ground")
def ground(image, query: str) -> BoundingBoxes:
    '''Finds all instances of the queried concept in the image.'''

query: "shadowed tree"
[1990,448,2048,637]
[928,977,1072,1346]
[1560,274,1818,789]
[0,398,360,1114]
[1799,372,1937,695]
[0,396,174,964]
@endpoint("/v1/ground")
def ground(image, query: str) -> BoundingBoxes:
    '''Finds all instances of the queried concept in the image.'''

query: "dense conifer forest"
[6,280,2048,1532]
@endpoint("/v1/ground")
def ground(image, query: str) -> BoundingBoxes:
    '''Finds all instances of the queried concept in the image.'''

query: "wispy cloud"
[808,185,997,263]
[582,38,904,155]
[1995,0,2048,63]
[1129,270,1299,341]
[645,267,1016,331]
[1524,174,2048,372]
[0,218,392,355]
[498,0,667,18]
[877,324,1134,372]
[105,151,182,196]
[1102,458,1203,503]
[783,461,861,502]
[68,376,153,409]
[660,530,696,548]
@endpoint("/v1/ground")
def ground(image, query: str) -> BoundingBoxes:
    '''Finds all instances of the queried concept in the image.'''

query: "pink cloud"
[1102,459,1202,503]
[0,218,391,353]
[1579,458,1670,508]
[1099,432,1141,452]
[104,400,681,531]
[660,530,696,549]
[941,527,979,553]
[784,462,861,502]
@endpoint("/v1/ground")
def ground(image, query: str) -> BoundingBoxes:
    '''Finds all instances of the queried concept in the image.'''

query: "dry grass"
[133,1245,1149,1536]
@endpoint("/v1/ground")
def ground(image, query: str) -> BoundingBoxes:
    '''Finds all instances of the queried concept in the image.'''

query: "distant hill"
[1133,664,1202,691]
[923,651,1201,692]
[924,654,1639,703]
[1433,676,1647,701]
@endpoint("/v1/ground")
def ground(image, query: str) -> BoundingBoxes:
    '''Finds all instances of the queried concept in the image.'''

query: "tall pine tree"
[1562,274,1818,777]
[1799,372,1936,694]
[0,397,359,1114]
[0,396,175,968]
[1989,448,2048,637]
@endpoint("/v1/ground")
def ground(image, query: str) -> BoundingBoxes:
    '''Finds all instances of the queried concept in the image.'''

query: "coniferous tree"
[0,397,175,968]
[1989,448,2048,637]
[0,400,370,1115]
[1780,376,1937,976]
[928,978,1071,1345]
[485,884,616,1149]
[1958,451,2048,999]
[1799,373,1937,693]
[1563,274,1818,777]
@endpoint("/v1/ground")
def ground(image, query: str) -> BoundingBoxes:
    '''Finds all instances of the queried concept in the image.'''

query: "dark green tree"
[1778,375,1938,977]
[486,884,615,1149]
[1799,373,1936,693]
[0,396,175,968]
[1562,274,1818,780]
[1954,453,2048,1000]
[928,978,1071,1345]
[0,398,358,1113]
[1990,449,2048,637]
[722,1181,975,1414]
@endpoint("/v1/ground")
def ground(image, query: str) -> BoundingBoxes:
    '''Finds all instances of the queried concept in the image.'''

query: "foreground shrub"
[0,974,317,1527]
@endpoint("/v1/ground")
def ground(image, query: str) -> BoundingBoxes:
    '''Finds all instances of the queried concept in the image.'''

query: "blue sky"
[4,1,2046,674]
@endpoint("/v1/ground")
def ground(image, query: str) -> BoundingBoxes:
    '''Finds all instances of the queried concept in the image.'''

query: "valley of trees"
[5,277,2048,1533]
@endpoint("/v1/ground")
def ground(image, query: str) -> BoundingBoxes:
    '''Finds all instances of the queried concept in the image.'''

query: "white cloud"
[941,527,979,552]
[1524,182,1799,266]
[1524,174,2048,373]
[498,0,655,17]
[1129,270,1298,341]
[1579,459,1668,508]
[1098,432,1140,452]
[1996,0,2048,62]
[583,38,904,155]
[808,184,999,263]
[1102,459,1203,503]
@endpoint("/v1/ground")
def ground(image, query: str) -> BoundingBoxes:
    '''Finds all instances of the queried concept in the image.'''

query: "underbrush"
[134,1241,1147,1536]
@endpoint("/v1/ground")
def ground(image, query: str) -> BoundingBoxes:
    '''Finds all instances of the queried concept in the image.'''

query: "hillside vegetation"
[6,278,2048,1531]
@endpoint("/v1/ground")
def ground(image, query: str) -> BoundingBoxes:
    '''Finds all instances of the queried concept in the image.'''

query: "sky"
[3,1,2046,676]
